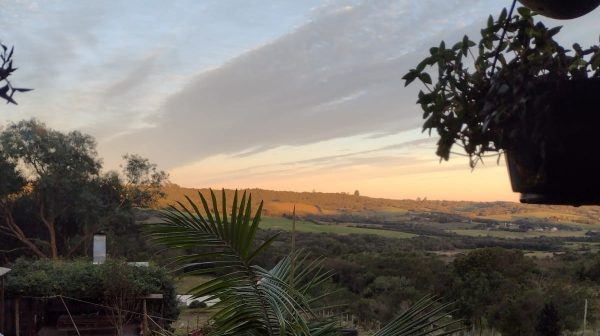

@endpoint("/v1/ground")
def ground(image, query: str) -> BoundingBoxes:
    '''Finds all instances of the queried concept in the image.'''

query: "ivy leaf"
[418,73,432,85]
[547,26,562,37]
[499,8,507,23]
[416,57,433,72]
[402,69,419,87]
[517,7,531,18]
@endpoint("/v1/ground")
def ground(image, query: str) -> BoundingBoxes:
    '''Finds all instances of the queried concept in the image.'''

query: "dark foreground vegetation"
[254,230,600,335]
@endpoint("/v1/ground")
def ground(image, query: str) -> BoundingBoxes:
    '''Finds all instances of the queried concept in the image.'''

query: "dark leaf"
[418,73,433,85]
[13,88,33,92]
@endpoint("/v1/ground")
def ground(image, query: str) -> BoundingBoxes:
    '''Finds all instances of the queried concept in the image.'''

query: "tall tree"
[0,119,101,258]
[121,153,168,208]
[0,119,167,259]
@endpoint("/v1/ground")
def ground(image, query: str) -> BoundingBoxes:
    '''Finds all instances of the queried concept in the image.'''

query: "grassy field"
[478,212,595,226]
[450,229,588,239]
[260,216,417,239]
[564,242,600,253]
[174,275,213,294]
[173,307,214,335]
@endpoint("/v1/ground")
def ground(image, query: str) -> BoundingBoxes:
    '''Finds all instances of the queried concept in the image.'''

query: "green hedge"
[4,258,179,321]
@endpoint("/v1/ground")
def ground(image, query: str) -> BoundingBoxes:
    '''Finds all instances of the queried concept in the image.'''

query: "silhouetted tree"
[536,302,561,336]
[0,119,167,259]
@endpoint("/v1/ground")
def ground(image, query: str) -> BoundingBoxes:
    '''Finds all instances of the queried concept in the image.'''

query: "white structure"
[177,294,220,307]
[93,234,106,264]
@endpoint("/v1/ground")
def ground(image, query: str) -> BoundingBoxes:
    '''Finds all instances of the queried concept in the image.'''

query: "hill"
[158,184,600,226]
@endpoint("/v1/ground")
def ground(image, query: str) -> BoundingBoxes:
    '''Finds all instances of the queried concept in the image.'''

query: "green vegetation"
[0,119,168,260]
[403,6,600,167]
[3,120,600,335]
[450,229,588,239]
[145,190,461,335]
[175,275,213,294]
[260,216,417,239]
[5,258,179,331]
[0,43,31,104]
[146,190,340,335]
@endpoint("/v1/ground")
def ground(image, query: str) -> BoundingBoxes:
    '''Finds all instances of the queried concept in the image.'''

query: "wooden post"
[15,297,20,336]
[143,299,149,335]
[290,205,296,288]
[583,299,588,335]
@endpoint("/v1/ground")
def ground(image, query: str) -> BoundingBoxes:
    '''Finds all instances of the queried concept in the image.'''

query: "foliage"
[0,119,167,259]
[536,302,561,336]
[0,119,101,258]
[145,189,337,335]
[4,258,179,324]
[145,189,461,335]
[403,7,600,167]
[121,153,169,208]
[373,296,461,336]
[0,43,32,105]
[448,248,536,328]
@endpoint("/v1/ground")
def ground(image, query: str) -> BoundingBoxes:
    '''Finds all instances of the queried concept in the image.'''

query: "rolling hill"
[158,184,600,226]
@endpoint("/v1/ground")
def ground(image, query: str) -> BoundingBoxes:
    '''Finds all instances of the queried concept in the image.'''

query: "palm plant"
[145,189,462,335]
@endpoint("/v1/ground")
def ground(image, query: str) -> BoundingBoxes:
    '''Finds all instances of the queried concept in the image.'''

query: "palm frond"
[144,189,461,336]
[373,295,463,336]
[143,189,334,336]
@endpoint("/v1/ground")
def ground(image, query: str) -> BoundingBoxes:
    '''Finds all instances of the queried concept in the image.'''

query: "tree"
[448,248,537,331]
[121,153,168,208]
[536,302,561,336]
[0,119,101,258]
[0,119,166,259]
[0,43,32,105]
[144,189,462,336]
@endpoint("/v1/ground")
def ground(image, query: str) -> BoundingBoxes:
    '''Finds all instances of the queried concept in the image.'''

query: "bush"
[4,258,180,324]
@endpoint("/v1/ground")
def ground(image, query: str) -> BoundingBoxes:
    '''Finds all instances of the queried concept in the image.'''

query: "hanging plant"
[517,0,600,19]
[403,6,600,204]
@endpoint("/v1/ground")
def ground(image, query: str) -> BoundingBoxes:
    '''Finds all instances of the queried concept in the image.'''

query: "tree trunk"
[39,204,58,258]
[1,209,47,258]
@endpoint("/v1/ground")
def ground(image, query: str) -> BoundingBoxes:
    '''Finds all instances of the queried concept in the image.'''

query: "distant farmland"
[260,216,416,239]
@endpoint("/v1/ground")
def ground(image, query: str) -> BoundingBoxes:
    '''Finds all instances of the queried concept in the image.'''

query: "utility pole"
[290,205,296,288]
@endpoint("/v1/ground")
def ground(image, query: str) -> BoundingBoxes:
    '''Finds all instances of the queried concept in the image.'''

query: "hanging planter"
[505,78,600,205]
[403,6,600,205]
[518,0,600,19]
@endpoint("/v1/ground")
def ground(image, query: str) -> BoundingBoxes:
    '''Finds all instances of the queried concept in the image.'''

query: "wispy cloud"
[3,0,597,200]
[102,0,510,169]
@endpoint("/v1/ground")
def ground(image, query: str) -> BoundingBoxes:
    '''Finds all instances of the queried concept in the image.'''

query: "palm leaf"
[144,189,461,336]
[373,296,463,336]
[144,189,335,336]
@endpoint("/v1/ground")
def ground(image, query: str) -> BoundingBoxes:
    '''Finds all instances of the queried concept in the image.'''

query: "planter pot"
[505,78,600,206]
[518,0,600,19]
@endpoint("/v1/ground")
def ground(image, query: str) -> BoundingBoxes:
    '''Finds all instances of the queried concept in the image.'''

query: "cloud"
[103,54,160,99]
[104,0,505,169]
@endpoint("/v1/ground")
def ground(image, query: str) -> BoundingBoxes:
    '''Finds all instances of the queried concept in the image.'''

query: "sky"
[2,0,599,202]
